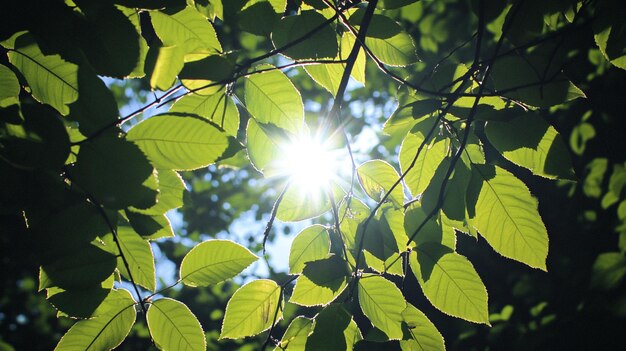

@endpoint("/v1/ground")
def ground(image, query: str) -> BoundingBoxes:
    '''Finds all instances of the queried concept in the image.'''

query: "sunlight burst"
[274,132,345,196]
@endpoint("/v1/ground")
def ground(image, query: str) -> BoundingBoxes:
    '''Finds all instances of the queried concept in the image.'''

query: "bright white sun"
[274,133,343,195]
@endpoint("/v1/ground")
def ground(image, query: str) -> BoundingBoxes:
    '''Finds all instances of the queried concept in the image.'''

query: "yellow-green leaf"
[358,275,406,340]
[180,239,258,287]
[147,298,206,351]
[469,165,549,270]
[4,32,78,115]
[220,279,282,339]
[409,243,489,324]
[54,289,136,351]
[289,225,331,274]
[126,113,232,170]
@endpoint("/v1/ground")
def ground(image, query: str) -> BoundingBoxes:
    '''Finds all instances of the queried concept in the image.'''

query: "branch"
[89,197,148,317]
[406,0,524,245]
[261,275,298,350]
[262,181,291,255]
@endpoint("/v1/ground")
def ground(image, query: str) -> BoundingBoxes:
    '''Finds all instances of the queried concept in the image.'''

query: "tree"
[1,0,626,350]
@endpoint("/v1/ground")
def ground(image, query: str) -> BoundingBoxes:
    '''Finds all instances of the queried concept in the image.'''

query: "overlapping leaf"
[245,66,304,132]
[469,165,549,270]
[54,289,136,351]
[4,32,78,115]
[409,243,489,324]
[220,279,282,339]
[126,113,232,170]
[147,298,206,351]
[180,239,258,287]
[289,225,331,274]
[358,275,406,340]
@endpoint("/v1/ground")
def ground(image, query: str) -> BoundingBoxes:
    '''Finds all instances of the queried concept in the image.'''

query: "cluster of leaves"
[1,0,625,350]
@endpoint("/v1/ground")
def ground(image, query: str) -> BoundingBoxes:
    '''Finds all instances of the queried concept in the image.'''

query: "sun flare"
[273,132,345,196]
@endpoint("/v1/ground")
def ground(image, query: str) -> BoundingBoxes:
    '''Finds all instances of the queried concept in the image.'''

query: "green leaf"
[4,32,78,115]
[303,32,367,95]
[220,279,282,339]
[179,54,234,95]
[245,66,304,132]
[126,113,232,170]
[0,103,70,171]
[147,298,206,351]
[290,255,350,307]
[357,275,406,340]
[272,10,338,60]
[276,184,333,222]
[102,227,155,292]
[409,243,489,324]
[357,160,404,208]
[0,63,19,107]
[180,239,258,287]
[245,118,283,173]
[148,45,184,91]
[593,2,626,70]
[404,203,456,249]
[171,91,239,136]
[150,6,221,58]
[305,305,363,351]
[469,165,549,270]
[68,65,119,136]
[238,1,281,37]
[46,277,114,319]
[40,244,117,290]
[76,4,144,78]
[70,136,157,209]
[400,303,445,351]
[399,131,448,196]
[485,114,575,180]
[126,211,175,240]
[378,0,419,9]
[383,100,441,138]
[54,289,136,351]
[349,11,418,66]
[289,225,331,274]
[276,316,313,351]
[590,252,626,290]
[131,169,186,216]
[489,54,585,108]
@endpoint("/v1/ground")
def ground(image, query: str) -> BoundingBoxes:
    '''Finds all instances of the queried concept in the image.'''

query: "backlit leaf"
[469,165,549,270]
[290,255,349,307]
[245,66,304,132]
[400,303,445,351]
[147,298,206,351]
[126,113,232,170]
[180,239,258,287]
[349,11,418,66]
[220,279,282,339]
[54,289,136,351]
[357,160,404,208]
[276,316,313,350]
[305,305,362,350]
[358,275,406,340]
[400,131,448,196]
[485,114,575,180]
[409,243,489,324]
[0,63,19,107]
[171,91,239,136]
[4,32,78,115]
[102,227,155,292]
[272,10,338,60]
[289,225,331,274]
[150,6,221,57]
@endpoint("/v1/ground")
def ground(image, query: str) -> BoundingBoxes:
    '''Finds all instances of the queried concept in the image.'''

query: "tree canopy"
[1,0,626,350]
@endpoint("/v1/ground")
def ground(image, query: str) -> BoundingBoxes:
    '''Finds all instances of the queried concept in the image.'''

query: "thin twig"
[262,181,291,254]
